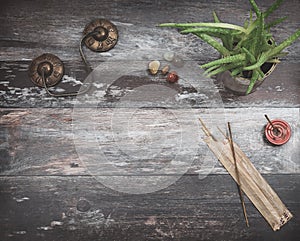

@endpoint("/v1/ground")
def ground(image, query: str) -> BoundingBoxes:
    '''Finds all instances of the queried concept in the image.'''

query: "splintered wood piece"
[199,119,293,231]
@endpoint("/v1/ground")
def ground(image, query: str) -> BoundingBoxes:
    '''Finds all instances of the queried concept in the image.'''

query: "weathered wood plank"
[0,0,299,108]
[0,108,299,176]
[0,0,299,62]
[0,60,299,108]
[0,174,299,241]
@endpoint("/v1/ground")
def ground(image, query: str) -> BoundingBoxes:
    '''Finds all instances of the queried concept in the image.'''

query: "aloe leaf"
[205,65,230,77]
[213,11,220,23]
[252,14,264,57]
[203,65,220,76]
[249,9,253,25]
[246,69,260,94]
[257,68,265,78]
[206,62,244,77]
[194,33,231,56]
[244,52,269,71]
[244,20,249,29]
[231,67,244,77]
[159,22,247,33]
[266,58,281,64]
[222,35,234,51]
[249,0,261,16]
[183,28,236,50]
[201,53,246,69]
[181,27,232,35]
[245,9,264,35]
[244,29,300,70]
[271,29,300,54]
[242,47,256,64]
[264,0,284,18]
[266,17,287,30]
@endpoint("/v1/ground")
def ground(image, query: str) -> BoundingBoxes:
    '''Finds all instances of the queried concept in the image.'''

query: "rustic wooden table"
[0,0,299,240]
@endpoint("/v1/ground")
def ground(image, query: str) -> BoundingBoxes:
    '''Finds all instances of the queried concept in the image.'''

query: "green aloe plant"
[159,0,300,94]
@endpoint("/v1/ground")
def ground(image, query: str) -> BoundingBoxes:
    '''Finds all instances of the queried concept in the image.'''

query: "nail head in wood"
[76,198,91,212]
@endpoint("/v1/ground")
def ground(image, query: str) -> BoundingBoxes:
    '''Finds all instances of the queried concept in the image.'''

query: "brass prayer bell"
[83,19,118,52]
[29,53,64,87]
[28,19,118,97]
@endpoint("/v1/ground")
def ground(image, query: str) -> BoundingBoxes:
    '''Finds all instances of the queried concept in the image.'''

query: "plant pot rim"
[216,61,278,95]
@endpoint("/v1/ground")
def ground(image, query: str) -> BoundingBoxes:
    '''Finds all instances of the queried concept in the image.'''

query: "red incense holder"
[265,119,291,146]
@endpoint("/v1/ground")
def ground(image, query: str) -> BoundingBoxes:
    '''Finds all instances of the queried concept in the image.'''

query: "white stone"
[148,60,160,75]
[163,52,175,62]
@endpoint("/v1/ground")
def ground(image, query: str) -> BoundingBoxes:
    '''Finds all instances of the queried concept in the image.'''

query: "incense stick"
[200,119,293,230]
[264,114,275,129]
[227,122,249,227]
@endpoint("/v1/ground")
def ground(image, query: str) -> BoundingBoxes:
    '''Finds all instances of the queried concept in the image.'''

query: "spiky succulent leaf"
[159,0,299,95]
[263,0,284,18]
[249,0,261,16]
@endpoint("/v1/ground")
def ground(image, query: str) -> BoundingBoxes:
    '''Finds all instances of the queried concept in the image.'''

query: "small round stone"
[163,52,175,62]
[172,55,184,67]
[166,71,179,83]
[161,65,170,75]
[148,60,160,75]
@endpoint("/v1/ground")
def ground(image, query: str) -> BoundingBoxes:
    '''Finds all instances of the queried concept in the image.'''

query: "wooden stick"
[199,119,293,231]
[227,122,249,227]
[217,126,227,138]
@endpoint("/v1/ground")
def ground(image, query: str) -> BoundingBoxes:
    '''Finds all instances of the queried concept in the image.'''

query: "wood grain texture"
[0,107,299,176]
[0,174,299,241]
[0,0,299,62]
[0,0,299,240]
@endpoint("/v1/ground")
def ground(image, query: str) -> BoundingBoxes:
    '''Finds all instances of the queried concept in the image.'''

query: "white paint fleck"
[105,212,114,227]
[12,230,26,235]
[68,225,77,231]
[37,226,53,231]
[61,75,83,86]
[176,92,208,101]
[113,21,133,26]
[115,162,128,167]
[145,216,157,225]
[155,227,172,237]
[13,197,30,203]
[51,87,66,93]
[92,83,104,88]
[262,166,273,172]
[50,221,63,227]
[99,52,113,57]
[68,218,75,225]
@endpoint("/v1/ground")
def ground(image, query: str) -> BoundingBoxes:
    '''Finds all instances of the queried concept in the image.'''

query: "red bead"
[166,71,179,83]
